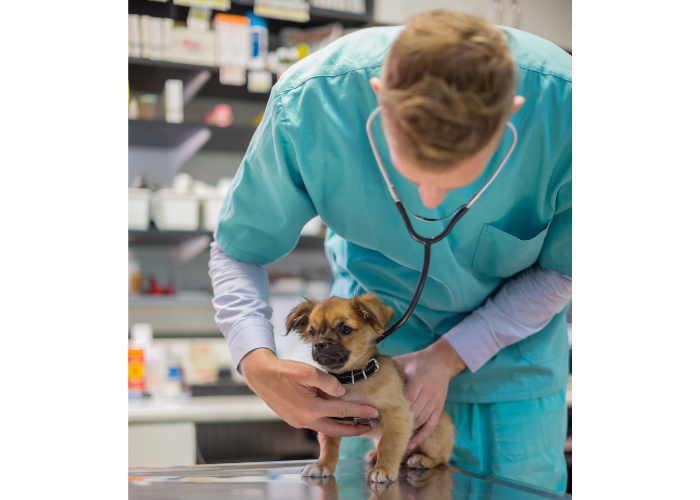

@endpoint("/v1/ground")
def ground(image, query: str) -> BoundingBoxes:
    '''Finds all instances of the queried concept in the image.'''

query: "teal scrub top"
[216,26,572,404]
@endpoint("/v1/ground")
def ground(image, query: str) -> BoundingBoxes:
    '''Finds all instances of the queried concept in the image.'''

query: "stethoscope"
[365,106,518,343]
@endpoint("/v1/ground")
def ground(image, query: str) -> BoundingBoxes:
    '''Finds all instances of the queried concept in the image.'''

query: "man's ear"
[285,298,318,336]
[351,293,395,332]
[369,76,382,95]
[512,95,525,114]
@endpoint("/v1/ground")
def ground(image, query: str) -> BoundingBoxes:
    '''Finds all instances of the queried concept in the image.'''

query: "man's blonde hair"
[380,11,517,172]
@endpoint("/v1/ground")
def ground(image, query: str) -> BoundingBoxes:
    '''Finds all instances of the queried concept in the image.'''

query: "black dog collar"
[330,354,379,385]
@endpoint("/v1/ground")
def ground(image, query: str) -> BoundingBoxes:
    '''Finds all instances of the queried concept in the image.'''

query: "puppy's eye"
[308,329,316,338]
[341,325,353,336]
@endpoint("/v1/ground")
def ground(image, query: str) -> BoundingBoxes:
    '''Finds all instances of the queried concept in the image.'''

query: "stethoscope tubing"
[375,202,470,342]
[366,106,516,343]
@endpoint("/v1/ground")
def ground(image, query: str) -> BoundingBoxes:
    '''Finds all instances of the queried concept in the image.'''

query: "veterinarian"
[209,11,571,491]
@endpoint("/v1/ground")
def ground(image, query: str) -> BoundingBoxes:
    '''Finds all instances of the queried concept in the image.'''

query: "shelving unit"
[127,5,362,457]
[129,119,257,151]
[128,1,376,180]
[128,0,374,30]
[129,228,325,249]
[129,228,329,338]
[128,57,275,101]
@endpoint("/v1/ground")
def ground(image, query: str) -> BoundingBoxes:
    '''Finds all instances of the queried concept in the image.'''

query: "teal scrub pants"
[338,388,568,492]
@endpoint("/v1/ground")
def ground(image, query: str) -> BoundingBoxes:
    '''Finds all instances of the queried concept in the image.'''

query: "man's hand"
[240,348,378,437]
[393,338,466,449]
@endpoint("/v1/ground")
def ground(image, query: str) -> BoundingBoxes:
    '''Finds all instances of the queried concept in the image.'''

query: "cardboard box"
[168,27,216,66]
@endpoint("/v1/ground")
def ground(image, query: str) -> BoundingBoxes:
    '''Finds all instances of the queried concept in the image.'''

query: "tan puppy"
[286,293,455,483]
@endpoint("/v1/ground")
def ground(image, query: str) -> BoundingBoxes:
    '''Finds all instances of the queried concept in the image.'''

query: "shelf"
[129,228,212,246]
[128,58,274,101]
[294,236,325,250]
[129,119,256,151]
[191,383,255,397]
[129,290,214,304]
[128,395,280,423]
[235,0,374,25]
[128,0,374,30]
[130,228,326,250]
[129,57,218,73]
[128,0,374,100]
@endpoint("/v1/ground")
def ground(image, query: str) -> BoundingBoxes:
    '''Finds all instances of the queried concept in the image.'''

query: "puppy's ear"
[285,298,318,337]
[351,293,395,332]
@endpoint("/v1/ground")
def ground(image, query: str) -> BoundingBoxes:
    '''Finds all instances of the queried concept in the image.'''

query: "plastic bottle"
[191,340,218,384]
[164,79,184,124]
[163,364,184,398]
[245,12,268,70]
[129,250,142,295]
[147,343,168,398]
[128,347,147,398]
[130,324,153,397]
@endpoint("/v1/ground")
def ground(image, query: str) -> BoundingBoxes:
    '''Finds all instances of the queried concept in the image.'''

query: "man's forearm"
[209,241,277,372]
[443,263,572,373]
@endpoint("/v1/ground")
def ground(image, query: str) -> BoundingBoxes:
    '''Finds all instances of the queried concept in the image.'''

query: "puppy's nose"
[314,341,328,351]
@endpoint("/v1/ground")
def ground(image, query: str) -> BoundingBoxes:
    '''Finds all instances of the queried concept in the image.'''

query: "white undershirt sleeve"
[208,241,277,372]
[442,263,572,373]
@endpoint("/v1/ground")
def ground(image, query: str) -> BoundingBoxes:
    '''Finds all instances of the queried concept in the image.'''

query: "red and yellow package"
[128,348,146,392]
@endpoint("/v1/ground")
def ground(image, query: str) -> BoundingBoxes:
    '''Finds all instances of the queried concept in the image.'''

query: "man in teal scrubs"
[209,11,571,491]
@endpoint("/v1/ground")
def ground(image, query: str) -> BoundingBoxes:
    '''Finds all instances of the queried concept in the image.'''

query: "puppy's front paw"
[300,461,336,477]
[367,465,398,483]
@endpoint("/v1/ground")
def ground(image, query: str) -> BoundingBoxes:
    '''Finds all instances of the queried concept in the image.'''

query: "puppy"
[285,293,455,483]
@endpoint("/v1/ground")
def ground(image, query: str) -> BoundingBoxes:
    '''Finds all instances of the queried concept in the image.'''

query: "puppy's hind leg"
[405,453,440,469]
[406,410,455,469]
[301,433,342,478]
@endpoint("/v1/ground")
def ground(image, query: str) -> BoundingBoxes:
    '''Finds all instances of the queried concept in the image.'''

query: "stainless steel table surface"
[129,459,571,499]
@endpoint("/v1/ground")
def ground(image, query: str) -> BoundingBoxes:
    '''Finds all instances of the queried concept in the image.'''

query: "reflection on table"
[129,459,570,499]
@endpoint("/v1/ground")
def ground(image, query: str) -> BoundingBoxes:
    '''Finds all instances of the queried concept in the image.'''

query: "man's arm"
[209,241,276,373]
[443,263,572,373]
[208,240,379,437]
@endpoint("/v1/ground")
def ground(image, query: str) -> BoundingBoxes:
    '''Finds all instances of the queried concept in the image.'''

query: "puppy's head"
[285,294,395,373]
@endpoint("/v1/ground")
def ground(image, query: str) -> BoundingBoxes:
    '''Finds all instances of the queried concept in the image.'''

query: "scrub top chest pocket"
[471,219,553,278]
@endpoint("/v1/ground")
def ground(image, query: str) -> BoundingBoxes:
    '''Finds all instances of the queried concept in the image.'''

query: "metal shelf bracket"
[167,128,212,182]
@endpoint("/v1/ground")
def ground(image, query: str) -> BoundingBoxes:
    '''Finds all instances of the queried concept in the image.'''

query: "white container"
[128,188,151,231]
[139,15,151,59]
[128,15,141,58]
[131,323,153,344]
[247,20,268,70]
[147,344,168,399]
[214,14,250,67]
[161,18,173,60]
[151,189,200,231]
[300,215,323,236]
[149,16,162,60]
[247,70,272,93]
[164,79,184,124]
[202,195,225,231]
